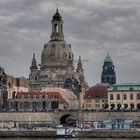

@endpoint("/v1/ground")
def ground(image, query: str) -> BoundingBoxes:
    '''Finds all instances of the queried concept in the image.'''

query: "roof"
[84,84,110,99]
[52,9,62,21]
[108,84,140,92]
[16,92,66,103]
[104,54,113,63]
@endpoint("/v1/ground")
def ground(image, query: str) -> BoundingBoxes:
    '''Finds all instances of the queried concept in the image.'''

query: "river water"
[0,138,139,140]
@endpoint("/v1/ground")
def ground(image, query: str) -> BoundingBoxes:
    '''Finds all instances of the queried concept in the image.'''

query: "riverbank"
[0,130,140,138]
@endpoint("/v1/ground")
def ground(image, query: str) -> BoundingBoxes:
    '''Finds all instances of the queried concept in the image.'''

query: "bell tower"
[101,54,116,85]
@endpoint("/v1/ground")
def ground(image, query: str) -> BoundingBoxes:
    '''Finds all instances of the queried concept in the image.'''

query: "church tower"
[28,9,88,92]
[101,54,116,85]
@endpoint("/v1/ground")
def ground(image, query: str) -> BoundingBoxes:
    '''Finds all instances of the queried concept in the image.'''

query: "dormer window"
[27,95,30,99]
[33,95,36,99]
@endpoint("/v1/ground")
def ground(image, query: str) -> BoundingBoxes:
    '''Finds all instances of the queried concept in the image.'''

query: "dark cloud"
[0,0,140,86]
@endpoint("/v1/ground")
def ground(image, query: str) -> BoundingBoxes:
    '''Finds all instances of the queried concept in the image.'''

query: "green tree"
[124,103,128,110]
[117,104,121,110]
[110,104,115,110]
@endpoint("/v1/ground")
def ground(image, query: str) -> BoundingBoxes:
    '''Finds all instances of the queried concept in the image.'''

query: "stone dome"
[41,40,74,68]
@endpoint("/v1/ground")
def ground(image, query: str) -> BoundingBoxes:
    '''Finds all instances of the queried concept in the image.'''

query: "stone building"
[8,88,78,111]
[108,84,140,110]
[101,54,116,85]
[84,84,110,110]
[28,9,88,95]
[0,66,28,109]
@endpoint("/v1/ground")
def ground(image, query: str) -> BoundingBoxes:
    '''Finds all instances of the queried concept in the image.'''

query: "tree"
[117,104,121,110]
[130,103,135,110]
[137,104,140,110]
[103,104,109,109]
[124,103,128,110]
[110,104,115,110]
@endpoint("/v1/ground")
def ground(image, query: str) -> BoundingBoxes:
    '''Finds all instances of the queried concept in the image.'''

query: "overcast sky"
[0,0,140,86]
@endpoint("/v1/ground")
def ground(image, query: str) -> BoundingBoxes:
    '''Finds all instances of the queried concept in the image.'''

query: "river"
[0,138,139,140]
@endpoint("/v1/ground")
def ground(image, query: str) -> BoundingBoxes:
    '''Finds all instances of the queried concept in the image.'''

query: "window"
[95,104,100,107]
[54,24,58,32]
[27,95,30,99]
[39,95,42,98]
[45,95,48,99]
[95,99,100,103]
[137,93,140,100]
[110,94,114,100]
[87,99,91,103]
[130,94,133,100]
[124,94,127,100]
[33,95,36,99]
[117,94,120,100]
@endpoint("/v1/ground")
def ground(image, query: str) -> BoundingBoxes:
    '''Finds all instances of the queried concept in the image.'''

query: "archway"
[60,114,71,124]
[59,114,77,127]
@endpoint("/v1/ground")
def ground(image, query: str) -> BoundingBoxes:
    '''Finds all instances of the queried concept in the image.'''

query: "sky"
[0,0,140,86]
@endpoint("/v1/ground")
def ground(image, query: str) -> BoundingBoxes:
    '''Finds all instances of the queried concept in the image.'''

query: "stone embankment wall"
[0,112,139,123]
[77,130,140,138]
[0,130,140,138]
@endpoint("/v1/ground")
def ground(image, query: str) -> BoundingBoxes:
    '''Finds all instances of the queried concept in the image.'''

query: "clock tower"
[101,54,116,85]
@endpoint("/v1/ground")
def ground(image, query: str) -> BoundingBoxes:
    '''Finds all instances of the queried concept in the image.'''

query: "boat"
[56,127,75,138]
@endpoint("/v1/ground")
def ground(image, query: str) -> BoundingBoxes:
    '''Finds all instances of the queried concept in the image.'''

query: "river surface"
[0,138,140,140]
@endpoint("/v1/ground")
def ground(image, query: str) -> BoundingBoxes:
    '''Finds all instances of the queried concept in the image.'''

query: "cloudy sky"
[0,0,140,86]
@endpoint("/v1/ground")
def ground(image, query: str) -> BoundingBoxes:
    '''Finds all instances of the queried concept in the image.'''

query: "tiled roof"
[16,92,66,103]
[84,84,110,99]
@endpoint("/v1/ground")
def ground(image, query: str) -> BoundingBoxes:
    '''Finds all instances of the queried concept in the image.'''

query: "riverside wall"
[0,112,139,123]
[0,130,140,138]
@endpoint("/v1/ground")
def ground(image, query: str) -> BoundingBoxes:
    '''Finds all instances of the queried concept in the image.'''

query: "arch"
[54,24,58,32]
[59,114,71,124]
[59,114,77,127]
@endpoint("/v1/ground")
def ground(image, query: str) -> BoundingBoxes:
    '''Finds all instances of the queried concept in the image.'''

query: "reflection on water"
[0,138,139,140]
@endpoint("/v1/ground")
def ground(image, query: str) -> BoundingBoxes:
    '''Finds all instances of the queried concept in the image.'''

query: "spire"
[30,53,38,71]
[76,56,83,72]
[104,53,113,63]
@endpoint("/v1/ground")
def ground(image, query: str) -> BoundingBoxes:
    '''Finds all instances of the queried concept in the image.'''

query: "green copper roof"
[108,84,140,91]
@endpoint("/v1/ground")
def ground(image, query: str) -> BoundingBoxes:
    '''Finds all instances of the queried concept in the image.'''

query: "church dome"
[52,9,62,21]
[41,40,74,68]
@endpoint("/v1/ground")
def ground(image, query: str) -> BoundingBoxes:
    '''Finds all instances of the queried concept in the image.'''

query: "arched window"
[45,95,48,99]
[39,95,42,98]
[27,95,30,99]
[117,94,120,100]
[110,94,113,100]
[33,95,36,99]
[54,24,58,32]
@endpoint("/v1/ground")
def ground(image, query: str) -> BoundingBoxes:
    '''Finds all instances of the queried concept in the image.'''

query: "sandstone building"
[28,9,88,96]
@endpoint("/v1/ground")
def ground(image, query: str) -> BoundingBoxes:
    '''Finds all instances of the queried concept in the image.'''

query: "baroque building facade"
[101,54,116,85]
[28,9,88,95]
[108,84,140,110]
[0,66,28,109]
